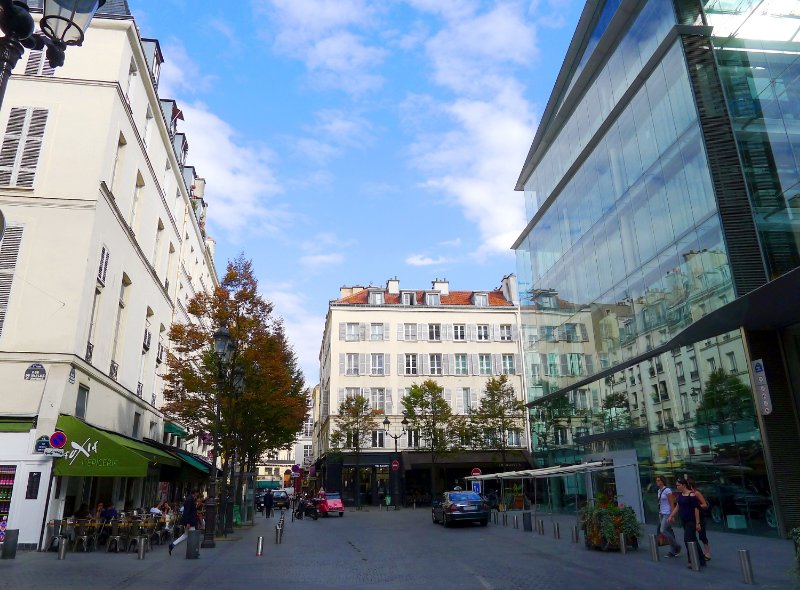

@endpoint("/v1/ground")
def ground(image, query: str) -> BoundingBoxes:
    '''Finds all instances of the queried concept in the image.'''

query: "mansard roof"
[28,0,132,17]
[334,289,513,307]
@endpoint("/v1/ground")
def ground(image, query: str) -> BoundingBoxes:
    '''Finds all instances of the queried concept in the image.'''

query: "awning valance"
[465,461,610,481]
[257,480,282,489]
[164,422,188,437]
[103,431,180,467]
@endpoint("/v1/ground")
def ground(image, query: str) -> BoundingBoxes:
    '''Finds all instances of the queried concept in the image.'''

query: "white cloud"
[406,254,450,266]
[300,253,345,268]
[292,109,374,164]
[439,237,462,247]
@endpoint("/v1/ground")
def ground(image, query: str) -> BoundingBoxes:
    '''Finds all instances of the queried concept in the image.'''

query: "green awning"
[256,480,281,489]
[54,416,152,477]
[175,450,211,474]
[0,419,33,432]
[103,431,180,467]
[164,422,188,437]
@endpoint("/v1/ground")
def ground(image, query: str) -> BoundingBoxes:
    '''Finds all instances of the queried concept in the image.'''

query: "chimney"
[432,278,449,295]
[501,274,519,305]
[194,177,206,199]
[387,277,400,295]
[339,286,365,299]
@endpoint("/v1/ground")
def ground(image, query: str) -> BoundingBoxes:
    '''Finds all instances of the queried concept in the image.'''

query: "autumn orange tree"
[163,256,307,499]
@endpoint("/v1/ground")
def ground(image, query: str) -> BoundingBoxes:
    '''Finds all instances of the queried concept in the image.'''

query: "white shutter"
[383,323,390,341]
[0,109,26,186]
[492,354,501,375]
[444,388,452,409]
[420,323,428,341]
[384,353,391,376]
[0,226,23,337]
[337,388,345,408]
[359,353,368,375]
[541,353,549,376]
[456,389,464,414]
[98,246,110,285]
[560,354,569,377]
[397,354,403,375]
[16,108,47,188]
[579,323,589,341]
[422,354,430,375]
[359,323,367,341]
[339,323,346,340]
[511,324,519,341]
[467,324,477,341]
[492,325,500,341]
[386,388,393,415]
[443,324,453,341]
[515,354,522,375]
[397,323,404,341]
[362,387,371,402]
[339,353,345,375]
[25,50,55,77]
[442,354,451,376]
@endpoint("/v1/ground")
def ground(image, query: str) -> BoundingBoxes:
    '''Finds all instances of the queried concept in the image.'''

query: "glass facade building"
[513,0,800,538]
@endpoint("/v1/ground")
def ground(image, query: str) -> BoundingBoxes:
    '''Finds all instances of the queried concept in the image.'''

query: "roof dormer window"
[474,293,488,307]
[401,292,415,305]
[425,292,440,306]
[369,291,384,305]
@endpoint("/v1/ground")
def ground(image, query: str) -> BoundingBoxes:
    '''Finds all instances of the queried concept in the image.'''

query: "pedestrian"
[686,477,711,561]
[655,475,681,558]
[668,478,707,568]
[169,489,198,556]
[263,489,274,518]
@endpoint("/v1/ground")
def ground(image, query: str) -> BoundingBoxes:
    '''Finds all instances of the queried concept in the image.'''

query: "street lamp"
[224,365,245,535]
[201,324,234,549]
[383,415,408,510]
[0,1,106,107]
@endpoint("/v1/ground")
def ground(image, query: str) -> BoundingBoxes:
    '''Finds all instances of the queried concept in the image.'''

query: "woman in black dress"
[668,478,707,568]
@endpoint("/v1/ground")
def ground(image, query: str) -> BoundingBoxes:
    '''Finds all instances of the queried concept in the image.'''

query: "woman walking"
[668,478,707,568]
[686,477,711,561]
[655,476,681,558]
[169,489,198,556]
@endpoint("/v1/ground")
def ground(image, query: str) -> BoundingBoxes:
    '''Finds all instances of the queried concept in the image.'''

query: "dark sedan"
[432,491,489,527]
[272,490,291,510]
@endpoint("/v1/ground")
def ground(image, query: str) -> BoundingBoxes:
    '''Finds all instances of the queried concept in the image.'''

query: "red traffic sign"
[471,467,482,476]
[391,459,400,472]
[50,431,67,449]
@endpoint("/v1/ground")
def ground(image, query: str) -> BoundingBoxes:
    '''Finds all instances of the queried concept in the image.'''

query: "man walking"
[656,476,681,558]
[263,490,274,518]
[169,489,198,556]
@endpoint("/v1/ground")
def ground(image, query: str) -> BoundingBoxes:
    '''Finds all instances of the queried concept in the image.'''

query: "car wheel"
[765,506,777,528]
[339,512,344,517]
[710,506,723,524]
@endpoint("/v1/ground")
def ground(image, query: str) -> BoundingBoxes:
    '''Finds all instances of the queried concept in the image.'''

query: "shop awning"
[465,461,610,481]
[54,416,154,477]
[164,421,188,437]
[174,449,212,474]
[0,418,34,432]
[256,480,282,489]
[103,431,180,467]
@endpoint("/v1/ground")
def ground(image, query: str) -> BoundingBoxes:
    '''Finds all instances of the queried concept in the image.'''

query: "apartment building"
[316,276,530,506]
[0,2,217,548]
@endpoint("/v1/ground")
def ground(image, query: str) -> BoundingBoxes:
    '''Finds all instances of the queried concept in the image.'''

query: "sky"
[126,0,585,386]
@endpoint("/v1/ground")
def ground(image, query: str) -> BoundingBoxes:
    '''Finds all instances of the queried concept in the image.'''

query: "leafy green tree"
[601,391,630,431]
[330,394,381,508]
[697,368,755,424]
[402,379,455,496]
[471,375,526,468]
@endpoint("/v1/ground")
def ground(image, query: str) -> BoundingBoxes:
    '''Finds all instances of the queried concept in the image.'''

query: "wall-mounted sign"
[68,367,76,384]
[43,448,65,457]
[751,359,773,416]
[50,431,67,449]
[24,363,47,381]
[35,436,50,453]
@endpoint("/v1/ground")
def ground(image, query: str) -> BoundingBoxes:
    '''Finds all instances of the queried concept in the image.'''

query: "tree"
[697,368,755,425]
[330,394,381,508]
[163,256,306,507]
[471,375,526,469]
[402,379,455,496]
[601,391,630,431]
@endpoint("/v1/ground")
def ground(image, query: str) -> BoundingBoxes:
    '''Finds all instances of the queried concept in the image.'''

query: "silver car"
[432,491,489,527]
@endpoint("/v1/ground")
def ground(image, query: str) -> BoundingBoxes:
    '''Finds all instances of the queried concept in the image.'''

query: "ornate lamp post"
[383,415,408,510]
[201,325,234,549]
[224,365,244,535]
[0,1,106,107]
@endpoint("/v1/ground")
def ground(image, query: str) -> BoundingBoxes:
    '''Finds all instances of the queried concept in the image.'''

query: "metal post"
[275,525,281,544]
[57,538,67,560]
[256,536,264,556]
[538,519,544,535]
[648,534,660,561]
[738,549,755,585]
[619,532,626,555]
[571,525,579,544]
[687,542,701,571]
[553,522,560,539]
[413,501,416,510]
[137,538,146,560]
[513,515,519,529]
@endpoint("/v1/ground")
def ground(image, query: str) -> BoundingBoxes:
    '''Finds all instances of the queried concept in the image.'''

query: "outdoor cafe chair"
[45,519,69,552]
[72,520,95,552]
[127,522,149,553]
[106,520,128,553]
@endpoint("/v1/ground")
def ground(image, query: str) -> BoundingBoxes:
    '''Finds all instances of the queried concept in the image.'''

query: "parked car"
[699,483,776,528]
[317,492,345,517]
[432,490,489,527]
[272,490,291,510]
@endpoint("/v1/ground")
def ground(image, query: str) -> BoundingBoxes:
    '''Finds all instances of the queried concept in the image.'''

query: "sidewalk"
[490,509,798,589]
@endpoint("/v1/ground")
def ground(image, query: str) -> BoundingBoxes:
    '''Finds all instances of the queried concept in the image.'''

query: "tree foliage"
[329,394,381,507]
[697,368,754,424]
[470,375,526,467]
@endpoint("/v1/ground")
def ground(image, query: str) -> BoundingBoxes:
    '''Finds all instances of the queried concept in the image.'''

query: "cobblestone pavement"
[1,508,797,590]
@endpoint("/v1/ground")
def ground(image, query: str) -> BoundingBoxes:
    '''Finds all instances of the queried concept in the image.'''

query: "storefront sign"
[751,359,773,416]
[24,363,47,381]
[34,436,50,453]
[43,448,65,457]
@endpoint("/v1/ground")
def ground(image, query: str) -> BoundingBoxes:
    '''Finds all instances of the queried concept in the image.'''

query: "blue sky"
[126,0,584,385]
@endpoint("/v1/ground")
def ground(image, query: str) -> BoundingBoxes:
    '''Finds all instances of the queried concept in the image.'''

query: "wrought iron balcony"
[110,360,119,381]
[85,341,94,364]
[136,382,143,398]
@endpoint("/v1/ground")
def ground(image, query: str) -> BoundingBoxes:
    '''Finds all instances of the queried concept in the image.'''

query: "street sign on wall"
[751,359,773,415]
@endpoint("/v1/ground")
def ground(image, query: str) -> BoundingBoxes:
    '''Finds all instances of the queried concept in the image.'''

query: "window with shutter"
[0,108,48,188]
[98,245,110,285]
[24,50,55,77]
[0,226,23,338]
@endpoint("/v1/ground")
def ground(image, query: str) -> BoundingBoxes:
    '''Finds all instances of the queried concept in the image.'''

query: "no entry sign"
[471,467,482,476]
[391,459,400,471]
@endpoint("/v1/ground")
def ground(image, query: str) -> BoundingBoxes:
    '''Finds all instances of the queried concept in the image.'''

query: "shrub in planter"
[580,493,641,551]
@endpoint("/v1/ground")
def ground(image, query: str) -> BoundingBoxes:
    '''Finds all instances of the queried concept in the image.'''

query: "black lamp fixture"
[382,415,409,510]
[213,325,233,365]
[40,0,106,47]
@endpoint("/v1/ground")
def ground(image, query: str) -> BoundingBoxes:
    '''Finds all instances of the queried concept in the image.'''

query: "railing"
[156,343,165,364]
[136,382,143,398]
[143,329,152,352]
[690,370,699,381]
[85,341,94,364]
[110,360,119,381]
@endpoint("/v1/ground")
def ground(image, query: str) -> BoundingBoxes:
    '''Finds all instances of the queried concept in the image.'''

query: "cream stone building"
[316,276,530,507]
[0,2,217,548]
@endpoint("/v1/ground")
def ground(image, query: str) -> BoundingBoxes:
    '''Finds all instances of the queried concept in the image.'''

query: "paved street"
[1,508,797,590]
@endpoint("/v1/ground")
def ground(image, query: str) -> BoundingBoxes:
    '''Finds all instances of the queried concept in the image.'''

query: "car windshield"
[274,492,288,498]
[449,492,481,502]
[325,493,341,500]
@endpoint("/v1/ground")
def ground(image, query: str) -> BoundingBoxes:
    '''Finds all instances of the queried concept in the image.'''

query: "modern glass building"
[513,0,799,538]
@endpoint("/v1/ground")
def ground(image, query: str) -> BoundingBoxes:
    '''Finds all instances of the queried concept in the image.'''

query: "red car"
[317,492,345,517]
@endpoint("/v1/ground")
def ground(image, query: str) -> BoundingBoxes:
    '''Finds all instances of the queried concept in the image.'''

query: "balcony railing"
[143,329,152,352]
[85,341,94,364]
[110,360,119,381]
[156,343,165,364]
[136,382,143,398]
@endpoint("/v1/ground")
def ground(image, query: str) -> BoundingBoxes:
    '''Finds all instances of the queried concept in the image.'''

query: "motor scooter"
[294,497,319,520]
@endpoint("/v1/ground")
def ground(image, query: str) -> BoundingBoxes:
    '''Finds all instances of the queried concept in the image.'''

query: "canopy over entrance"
[465,461,610,481]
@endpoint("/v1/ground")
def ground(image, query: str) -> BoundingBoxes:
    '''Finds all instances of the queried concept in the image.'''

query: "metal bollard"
[502,513,508,526]
[538,519,544,535]
[523,512,533,532]
[553,522,560,539]
[571,525,579,544]
[413,501,416,510]
[275,525,281,544]
[291,508,294,522]
[137,538,146,560]
[648,534,660,562]
[738,549,755,585]
[57,538,68,560]
[687,542,701,571]
[619,532,626,555]
[279,525,284,544]
[514,515,519,529]
[256,536,264,556]
[185,530,200,559]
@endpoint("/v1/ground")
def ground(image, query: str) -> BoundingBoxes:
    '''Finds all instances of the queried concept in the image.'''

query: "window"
[369,291,384,305]
[474,293,488,307]
[345,387,360,399]
[371,430,385,448]
[477,325,489,341]
[370,353,384,376]
[479,354,491,375]
[507,430,521,446]
[302,418,314,437]
[455,354,468,375]
[726,352,737,373]
[0,107,49,188]
[430,354,442,375]
[499,325,512,341]
[453,324,466,341]
[346,323,360,341]
[75,385,89,419]
[403,323,417,340]
[132,412,141,438]
[370,323,384,341]
[371,388,386,412]
[303,445,312,458]
[502,354,515,375]
[346,353,359,375]
[425,292,440,306]
[462,388,472,411]
[25,50,55,76]
[405,354,418,375]
[428,323,441,341]
[406,429,420,448]
[707,357,717,372]
[401,292,415,305]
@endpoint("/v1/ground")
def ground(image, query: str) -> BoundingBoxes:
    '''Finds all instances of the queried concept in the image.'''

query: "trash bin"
[185,529,200,559]
[522,512,533,532]
[1,529,19,559]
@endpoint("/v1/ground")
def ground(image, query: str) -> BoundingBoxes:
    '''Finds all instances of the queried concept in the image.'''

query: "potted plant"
[791,527,800,562]
[580,493,641,551]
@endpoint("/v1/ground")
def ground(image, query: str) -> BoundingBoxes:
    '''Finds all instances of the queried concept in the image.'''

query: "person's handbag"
[657,532,669,546]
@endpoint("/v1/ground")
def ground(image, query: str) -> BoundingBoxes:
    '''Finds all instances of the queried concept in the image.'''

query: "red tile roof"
[334,289,513,306]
